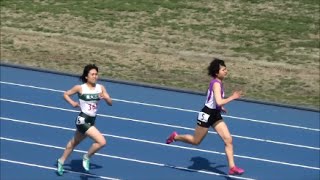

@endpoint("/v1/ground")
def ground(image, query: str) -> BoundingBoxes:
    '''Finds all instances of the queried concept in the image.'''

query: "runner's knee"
[74,139,82,146]
[98,137,106,147]
[224,136,233,146]
[192,138,202,146]
[67,139,77,149]
[193,141,201,146]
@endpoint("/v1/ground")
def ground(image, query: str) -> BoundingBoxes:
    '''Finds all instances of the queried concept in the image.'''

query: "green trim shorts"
[75,112,96,134]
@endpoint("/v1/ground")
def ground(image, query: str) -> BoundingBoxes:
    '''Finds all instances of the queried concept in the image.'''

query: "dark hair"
[207,58,226,78]
[80,64,99,83]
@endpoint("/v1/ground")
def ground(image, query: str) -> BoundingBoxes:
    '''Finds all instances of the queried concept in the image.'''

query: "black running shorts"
[75,112,96,134]
[197,106,223,128]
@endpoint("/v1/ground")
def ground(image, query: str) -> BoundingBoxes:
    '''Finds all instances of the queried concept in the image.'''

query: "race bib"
[76,116,85,125]
[88,103,97,111]
[197,112,210,123]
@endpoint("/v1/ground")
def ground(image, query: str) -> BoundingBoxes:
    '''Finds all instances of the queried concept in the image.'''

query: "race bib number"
[88,103,97,111]
[197,112,210,123]
[76,116,85,125]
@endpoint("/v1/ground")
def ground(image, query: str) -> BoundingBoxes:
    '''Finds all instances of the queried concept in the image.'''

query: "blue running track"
[1,65,319,180]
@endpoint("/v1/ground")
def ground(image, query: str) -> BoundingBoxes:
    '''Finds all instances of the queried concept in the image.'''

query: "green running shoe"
[82,154,90,171]
[57,159,64,176]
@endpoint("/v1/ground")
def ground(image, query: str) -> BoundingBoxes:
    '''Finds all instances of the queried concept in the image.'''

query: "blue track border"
[1,62,319,112]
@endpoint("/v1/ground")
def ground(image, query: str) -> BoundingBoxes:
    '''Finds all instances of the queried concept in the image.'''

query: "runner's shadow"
[55,159,103,179]
[188,156,235,180]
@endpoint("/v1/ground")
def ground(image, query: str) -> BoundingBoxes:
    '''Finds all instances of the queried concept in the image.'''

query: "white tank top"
[78,83,102,117]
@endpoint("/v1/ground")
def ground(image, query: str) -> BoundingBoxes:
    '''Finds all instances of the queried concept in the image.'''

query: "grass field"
[1,0,319,109]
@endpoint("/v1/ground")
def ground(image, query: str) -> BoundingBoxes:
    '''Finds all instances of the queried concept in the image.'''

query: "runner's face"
[86,69,98,84]
[217,66,227,79]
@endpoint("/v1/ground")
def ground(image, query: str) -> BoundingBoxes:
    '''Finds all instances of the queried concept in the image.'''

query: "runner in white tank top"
[79,83,102,117]
[166,58,245,175]
[57,64,112,176]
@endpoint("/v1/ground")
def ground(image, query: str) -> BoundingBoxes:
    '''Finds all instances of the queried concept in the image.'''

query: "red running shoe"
[229,166,244,175]
[166,132,178,144]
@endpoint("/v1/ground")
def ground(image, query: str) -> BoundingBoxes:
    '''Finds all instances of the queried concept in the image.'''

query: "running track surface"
[0,65,319,180]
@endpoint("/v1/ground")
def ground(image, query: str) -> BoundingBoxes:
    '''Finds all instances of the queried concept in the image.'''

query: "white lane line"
[0,137,256,180]
[1,117,319,171]
[1,81,319,132]
[1,98,319,150]
[0,158,120,180]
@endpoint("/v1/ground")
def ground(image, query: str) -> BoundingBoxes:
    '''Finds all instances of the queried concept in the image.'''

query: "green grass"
[1,0,319,109]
